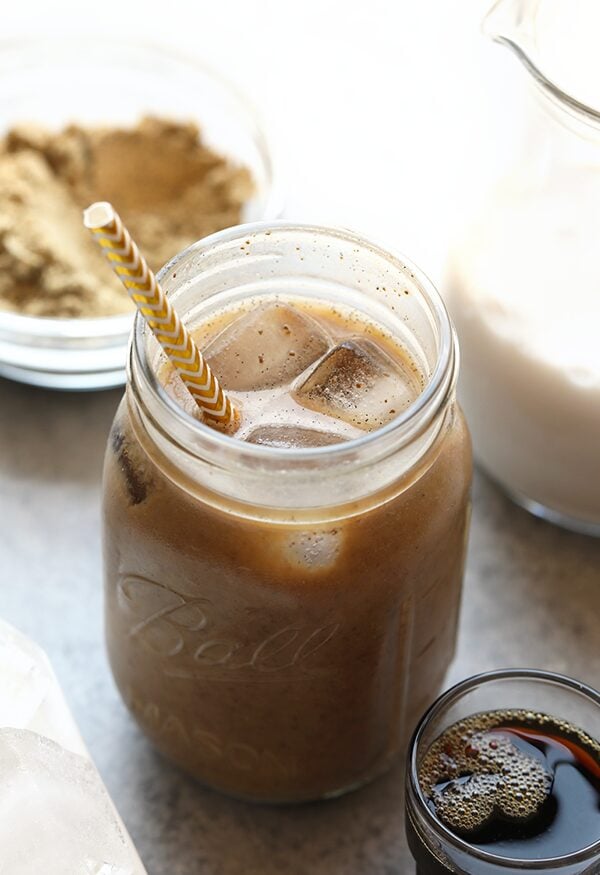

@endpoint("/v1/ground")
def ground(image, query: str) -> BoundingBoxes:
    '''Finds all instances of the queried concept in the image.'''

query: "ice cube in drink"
[109,427,153,506]
[293,338,421,430]
[245,424,349,448]
[204,301,331,391]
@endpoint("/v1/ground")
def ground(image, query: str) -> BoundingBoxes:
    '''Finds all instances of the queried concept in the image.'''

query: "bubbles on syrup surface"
[418,709,600,837]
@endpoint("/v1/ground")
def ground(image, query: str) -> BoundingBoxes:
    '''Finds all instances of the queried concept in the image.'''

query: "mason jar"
[102,222,472,803]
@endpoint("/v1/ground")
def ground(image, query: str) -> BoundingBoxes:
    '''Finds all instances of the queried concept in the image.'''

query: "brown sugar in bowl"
[0,38,282,390]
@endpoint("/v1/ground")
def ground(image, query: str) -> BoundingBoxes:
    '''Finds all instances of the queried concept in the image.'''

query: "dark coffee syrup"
[420,711,600,861]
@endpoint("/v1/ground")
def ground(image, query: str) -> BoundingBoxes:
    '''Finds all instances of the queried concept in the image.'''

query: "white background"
[3,0,525,287]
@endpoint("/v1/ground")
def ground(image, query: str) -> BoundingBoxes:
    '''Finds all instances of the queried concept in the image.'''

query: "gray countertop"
[1,376,599,875]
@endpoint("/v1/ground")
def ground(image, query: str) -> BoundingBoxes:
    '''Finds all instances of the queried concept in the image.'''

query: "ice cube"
[0,621,147,874]
[245,424,348,449]
[204,302,331,391]
[0,618,84,755]
[110,426,152,506]
[0,729,146,874]
[293,338,420,430]
[277,529,342,571]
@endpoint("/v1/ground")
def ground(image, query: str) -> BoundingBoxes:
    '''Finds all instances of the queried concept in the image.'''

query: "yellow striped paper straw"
[83,201,237,431]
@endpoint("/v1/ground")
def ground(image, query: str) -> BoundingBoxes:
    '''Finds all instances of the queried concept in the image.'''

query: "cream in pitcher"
[445,0,600,534]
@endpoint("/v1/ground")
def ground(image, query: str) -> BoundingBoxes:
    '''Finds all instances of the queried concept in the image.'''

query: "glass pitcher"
[445,0,600,535]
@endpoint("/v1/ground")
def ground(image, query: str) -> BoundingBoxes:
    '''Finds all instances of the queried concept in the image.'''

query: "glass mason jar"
[103,222,472,803]
[445,0,600,535]
[406,669,600,874]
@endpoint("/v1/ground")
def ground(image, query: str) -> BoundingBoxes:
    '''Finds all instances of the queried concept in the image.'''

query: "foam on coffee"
[418,709,600,837]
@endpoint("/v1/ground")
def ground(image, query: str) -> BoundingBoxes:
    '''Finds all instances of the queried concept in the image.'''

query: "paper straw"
[83,201,237,431]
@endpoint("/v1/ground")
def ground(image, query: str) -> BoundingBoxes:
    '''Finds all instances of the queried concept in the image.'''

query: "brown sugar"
[0,117,253,318]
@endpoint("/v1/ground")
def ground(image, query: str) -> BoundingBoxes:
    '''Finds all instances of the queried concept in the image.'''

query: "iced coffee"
[103,224,471,802]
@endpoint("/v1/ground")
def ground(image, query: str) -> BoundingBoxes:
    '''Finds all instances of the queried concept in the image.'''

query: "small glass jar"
[405,669,600,874]
[103,222,472,803]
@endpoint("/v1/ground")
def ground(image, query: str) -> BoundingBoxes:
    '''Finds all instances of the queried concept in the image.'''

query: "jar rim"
[407,668,600,870]
[131,221,457,469]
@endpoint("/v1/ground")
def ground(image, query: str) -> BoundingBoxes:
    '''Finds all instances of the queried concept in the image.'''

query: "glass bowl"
[0,38,283,390]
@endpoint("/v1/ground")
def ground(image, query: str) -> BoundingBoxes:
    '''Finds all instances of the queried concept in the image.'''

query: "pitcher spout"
[482,0,600,126]
[483,0,538,53]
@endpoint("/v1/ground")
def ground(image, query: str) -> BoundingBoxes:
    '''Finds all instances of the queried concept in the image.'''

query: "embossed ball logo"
[117,575,340,680]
